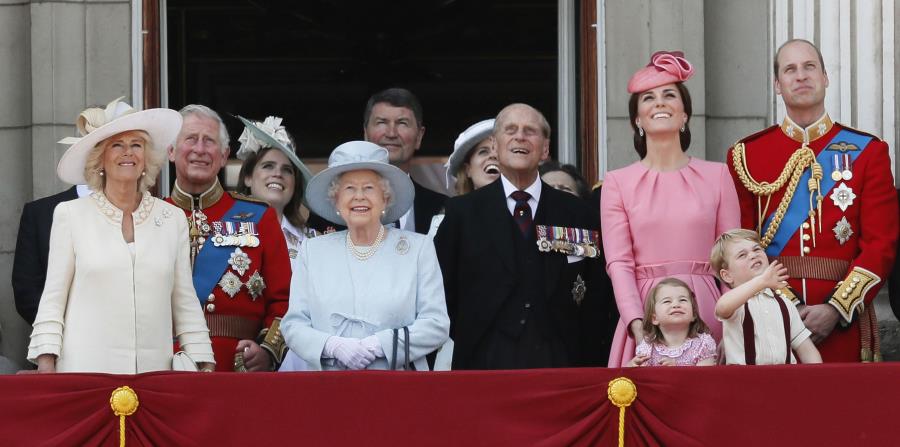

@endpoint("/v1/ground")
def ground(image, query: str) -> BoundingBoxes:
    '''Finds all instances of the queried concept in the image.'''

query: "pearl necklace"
[347,225,386,261]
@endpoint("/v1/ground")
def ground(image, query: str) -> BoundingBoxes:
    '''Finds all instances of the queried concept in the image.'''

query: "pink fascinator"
[627,51,694,93]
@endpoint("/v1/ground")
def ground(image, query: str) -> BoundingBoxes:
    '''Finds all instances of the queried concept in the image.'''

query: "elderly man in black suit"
[435,103,611,369]
[12,186,88,324]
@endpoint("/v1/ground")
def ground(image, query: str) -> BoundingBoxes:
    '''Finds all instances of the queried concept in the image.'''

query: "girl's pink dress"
[635,333,717,366]
[601,158,739,367]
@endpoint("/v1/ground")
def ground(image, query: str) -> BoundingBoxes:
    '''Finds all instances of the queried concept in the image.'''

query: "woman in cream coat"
[28,98,215,374]
[281,141,449,371]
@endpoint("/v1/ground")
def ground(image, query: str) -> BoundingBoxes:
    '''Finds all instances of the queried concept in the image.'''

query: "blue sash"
[763,129,872,256]
[193,199,267,304]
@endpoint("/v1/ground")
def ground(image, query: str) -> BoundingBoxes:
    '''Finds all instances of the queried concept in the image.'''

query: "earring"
[141,171,146,177]
[336,210,341,216]
[381,210,386,216]
[99,170,104,177]
[638,126,644,137]
[680,124,686,133]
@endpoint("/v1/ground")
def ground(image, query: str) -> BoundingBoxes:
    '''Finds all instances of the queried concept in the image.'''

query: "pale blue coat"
[281,228,450,371]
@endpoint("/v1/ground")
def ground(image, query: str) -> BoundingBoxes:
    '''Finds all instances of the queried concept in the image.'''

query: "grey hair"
[326,170,395,211]
[178,104,231,151]
[84,130,164,193]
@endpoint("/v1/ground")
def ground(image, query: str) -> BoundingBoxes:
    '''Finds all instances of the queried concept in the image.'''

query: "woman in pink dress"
[601,51,740,367]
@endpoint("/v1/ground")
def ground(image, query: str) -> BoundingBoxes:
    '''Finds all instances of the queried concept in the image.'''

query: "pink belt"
[634,261,715,279]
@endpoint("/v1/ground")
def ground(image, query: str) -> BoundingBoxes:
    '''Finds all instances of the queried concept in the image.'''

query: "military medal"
[841,153,853,180]
[571,275,586,306]
[829,183,856,212]
[833,216,853,245]
[218,271,242,298]
[535,225,601,258]
[395,236,410,255]
[228,248,251,276]
[830,154,842,181]
[246,271,266,300]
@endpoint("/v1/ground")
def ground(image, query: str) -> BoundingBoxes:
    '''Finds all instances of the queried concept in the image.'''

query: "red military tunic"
[727,114,898,362]
[168,180,291,371]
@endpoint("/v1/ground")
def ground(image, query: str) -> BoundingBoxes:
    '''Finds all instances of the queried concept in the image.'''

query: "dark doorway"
[166,0,559,163]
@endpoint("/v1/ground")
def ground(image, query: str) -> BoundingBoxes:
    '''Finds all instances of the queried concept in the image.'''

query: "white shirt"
[719,288,812,365]
[500,174,542,217]
[398,204,415,231]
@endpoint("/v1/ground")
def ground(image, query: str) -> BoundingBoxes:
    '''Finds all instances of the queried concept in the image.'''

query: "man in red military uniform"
[167,104,291,371]
[727,39,898,362]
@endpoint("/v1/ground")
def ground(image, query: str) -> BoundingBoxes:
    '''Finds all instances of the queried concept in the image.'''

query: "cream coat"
[28,193,214,373]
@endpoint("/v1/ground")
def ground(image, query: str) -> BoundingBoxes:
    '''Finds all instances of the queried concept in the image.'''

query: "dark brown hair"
[237,146,305,228]
[641,277,709,344]
[628,82,693,159]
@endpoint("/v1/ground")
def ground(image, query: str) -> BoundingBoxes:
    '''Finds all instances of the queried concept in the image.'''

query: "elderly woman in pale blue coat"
[281,141,449,371]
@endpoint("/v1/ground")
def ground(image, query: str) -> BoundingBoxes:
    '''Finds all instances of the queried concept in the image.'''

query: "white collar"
[500,173,542,200]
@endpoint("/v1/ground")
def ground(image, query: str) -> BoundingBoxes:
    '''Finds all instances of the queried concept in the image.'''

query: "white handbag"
[172,351,198,372]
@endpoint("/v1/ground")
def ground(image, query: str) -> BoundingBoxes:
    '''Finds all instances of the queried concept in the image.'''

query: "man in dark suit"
[306,88,447,235]
[12,186,84,324]
[435,103,610,369]
[363,88,446,233]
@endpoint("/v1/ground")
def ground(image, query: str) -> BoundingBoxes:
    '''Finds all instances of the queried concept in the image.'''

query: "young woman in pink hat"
[600,51,740,367]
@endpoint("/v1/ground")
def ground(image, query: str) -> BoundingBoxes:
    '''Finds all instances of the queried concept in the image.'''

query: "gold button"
[802,234,811,241]
[802,222,810,229]
[206,303,216,313]
[208,293,215,302]
[853,276,861,282]
[803,246,811,254]
[841,293,848,298]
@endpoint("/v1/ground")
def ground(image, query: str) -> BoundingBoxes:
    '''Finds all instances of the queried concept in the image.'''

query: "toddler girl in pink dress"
[628,278,716,366]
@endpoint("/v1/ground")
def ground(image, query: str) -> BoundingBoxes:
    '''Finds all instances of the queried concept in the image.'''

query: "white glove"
[324,336,376,370]
[360,335,385,358]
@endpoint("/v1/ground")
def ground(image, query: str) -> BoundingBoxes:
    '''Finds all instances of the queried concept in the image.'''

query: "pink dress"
[635,333,717,366]
[601,158,739,367]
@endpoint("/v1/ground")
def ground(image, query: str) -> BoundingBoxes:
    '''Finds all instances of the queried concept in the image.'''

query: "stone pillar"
[603,0,706,171]
[0,1,34,368]
[0,0,132,368]
[703,0,770,162]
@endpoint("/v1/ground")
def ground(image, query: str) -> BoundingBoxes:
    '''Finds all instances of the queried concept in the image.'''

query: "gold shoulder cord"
[731,143,821,248]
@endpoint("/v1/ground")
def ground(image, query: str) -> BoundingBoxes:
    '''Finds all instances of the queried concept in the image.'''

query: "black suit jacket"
[12,186,79,324]
[434,179,611,369]
[306,179,447,235]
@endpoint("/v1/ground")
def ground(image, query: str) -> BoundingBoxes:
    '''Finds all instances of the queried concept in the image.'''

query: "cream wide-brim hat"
[57,99,182,185]
[305,141,414,226]
[235,115,314,188]
[444,118,495,189]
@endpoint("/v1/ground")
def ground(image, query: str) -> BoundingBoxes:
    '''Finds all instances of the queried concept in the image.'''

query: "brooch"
[218,271,242,298]
[395,236,410,255]
[246,271,266,301]
[228,248,251,276]
[829,183,856,212]
[571,275,586,306]
[833,217,853,245]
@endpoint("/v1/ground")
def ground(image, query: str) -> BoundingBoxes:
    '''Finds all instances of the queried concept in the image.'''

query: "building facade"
[0,0,896,366]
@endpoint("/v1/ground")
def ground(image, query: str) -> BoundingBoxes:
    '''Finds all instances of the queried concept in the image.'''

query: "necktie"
[510,190,533,237]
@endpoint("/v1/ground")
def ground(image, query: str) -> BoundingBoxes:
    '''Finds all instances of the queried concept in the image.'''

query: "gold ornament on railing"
[110,386,139,447]
[607,377,637,447]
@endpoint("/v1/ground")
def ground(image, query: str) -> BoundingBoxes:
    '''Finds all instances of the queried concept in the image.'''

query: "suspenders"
[742,296,792,365]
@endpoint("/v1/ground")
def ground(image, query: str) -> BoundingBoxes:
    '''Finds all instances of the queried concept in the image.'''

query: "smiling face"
[720,238,769,287]
[243,148,296,214]
[169,113,229,193]
[363,103,424,172]
[101,131,148,189]
[495,105,550,179]
[463,137,499,189]
[634,83,687,137]
[335,169,387,231]
[650,285,696,329]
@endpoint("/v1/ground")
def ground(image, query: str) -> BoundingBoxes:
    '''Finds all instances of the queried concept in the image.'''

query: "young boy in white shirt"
[711,229,822,365]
